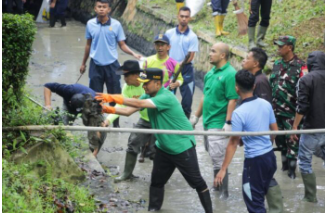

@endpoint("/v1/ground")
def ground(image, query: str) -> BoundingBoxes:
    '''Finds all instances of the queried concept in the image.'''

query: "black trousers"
[151,145,207,192]
[248,0,272,27]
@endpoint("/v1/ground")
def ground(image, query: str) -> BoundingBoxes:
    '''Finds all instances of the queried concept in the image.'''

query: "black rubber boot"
[49,14,56,27]
[148,186,164,211]
[197,189,213,213]
[213,169,220,191]
[288,159,297,179]
[219,169,229,199]
[281,153,288,171]
[60,15,66,27]
[113,117,120,128]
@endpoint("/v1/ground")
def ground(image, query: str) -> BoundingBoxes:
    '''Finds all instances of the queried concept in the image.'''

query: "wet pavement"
[27,21,325,213]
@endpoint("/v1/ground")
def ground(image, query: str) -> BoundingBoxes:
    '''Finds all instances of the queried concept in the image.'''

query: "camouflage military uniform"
[270,50,306,160]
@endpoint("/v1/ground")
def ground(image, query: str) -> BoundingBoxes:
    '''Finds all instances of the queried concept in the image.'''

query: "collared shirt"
[254,70,272,103]
[144,54,183,88]
[140,87,195,155]
[269,55,306,117]
[85,17,126,66]
[203,62,238,129]
[165,26,199,63]
[232,96,276,158]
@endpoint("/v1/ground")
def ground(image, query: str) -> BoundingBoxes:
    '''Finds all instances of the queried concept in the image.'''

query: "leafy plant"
[2,13,37,123]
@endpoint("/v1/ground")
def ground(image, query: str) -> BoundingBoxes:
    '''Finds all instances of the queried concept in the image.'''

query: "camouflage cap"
[274,35,296,47]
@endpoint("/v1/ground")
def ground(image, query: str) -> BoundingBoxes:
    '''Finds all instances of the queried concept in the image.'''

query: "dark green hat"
[274,35,296,47]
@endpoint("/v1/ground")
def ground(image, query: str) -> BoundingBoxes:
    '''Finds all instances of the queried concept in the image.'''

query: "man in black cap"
[96,68,212,213]
[103,60,156,182]
[44,82,96,125]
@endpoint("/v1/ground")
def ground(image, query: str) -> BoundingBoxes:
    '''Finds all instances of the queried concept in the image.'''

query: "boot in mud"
[197,189,213,213]
[114,152,137,183]
[148,186,164,211]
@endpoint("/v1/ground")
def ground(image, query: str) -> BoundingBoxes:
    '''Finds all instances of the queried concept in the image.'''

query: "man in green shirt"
[102,60,155,183]
[192,42,238,200]
[96,68,212,213]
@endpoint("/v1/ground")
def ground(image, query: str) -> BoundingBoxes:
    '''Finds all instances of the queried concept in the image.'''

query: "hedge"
[2,13,37,123]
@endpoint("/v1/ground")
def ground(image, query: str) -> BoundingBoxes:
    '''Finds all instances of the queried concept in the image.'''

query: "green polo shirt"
[140,87,195,155]
[203,62,238,129]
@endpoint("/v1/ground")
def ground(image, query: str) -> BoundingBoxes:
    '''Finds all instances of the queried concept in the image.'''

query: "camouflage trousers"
[275,115,300,160]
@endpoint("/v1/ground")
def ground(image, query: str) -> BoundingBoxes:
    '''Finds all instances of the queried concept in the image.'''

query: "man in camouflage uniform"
[269,36,307,179]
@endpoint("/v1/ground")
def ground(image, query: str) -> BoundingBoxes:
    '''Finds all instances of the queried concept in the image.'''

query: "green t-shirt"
[140,87,195,155]
[203,62,238,129]
[106,83,149,123]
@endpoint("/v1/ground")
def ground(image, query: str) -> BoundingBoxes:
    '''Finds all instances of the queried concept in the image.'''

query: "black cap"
[116,60,143,75]
[70,93,86,112]
[137,68,163,83]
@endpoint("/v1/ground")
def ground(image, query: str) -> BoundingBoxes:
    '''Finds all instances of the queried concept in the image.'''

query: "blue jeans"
[211,0,230,14]
[298,133,325,174]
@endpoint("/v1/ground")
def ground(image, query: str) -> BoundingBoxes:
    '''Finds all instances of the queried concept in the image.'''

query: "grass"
[2,92,97,212]
[137,0,325,60]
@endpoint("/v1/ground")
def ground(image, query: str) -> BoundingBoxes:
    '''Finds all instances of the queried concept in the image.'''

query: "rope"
[3,125,325,136]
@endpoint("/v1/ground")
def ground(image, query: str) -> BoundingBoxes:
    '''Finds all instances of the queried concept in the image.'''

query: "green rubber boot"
[256,26,268,48]
[266,185,284,213]
[301,172,318,203]
[114,152,137,183]
[248,27,256,49]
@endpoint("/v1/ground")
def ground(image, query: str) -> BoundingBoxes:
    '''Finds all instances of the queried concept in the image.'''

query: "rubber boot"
[256,26,268,48]
[148,186,164,211]
[281,153,288,171]
[248,27,256,49]
[301,172,317,203]
[176,2,185,13]
[214,16,222,37]
[113,117,120,128]
[114,152,137,183]
[49,13,56,27]
[220,15,229,35]
[266,185,284,213]
[197,189,213,213]
[288,159,297,179]
[219,169,229,199]
[60,15,66,27]
[213,169,220,191]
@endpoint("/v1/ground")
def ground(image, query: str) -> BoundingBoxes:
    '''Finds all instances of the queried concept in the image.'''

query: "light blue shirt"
[165,26,198,63]
[232,96,276,158]
[86,17,126,66]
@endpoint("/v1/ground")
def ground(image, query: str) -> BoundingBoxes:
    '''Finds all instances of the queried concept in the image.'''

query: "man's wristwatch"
[225,120,232,125]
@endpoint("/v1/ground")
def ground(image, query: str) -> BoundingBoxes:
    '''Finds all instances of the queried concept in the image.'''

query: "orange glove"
[101,105,116,114]
[95,93,124,104]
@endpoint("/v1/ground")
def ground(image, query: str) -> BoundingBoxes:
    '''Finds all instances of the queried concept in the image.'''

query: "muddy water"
[27,21,325,213]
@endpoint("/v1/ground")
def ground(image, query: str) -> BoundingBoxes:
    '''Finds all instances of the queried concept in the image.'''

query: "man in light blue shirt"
[165,6,198,119]
[79,0,141,127]
[215,70,279,213]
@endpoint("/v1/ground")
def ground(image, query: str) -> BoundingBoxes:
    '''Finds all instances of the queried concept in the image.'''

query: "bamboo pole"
[2,125,325,136]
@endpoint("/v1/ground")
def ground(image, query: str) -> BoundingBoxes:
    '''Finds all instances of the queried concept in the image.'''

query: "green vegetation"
[137,0,325,59]
[2,14,37,116]
[2,159,96,213]
[2,13,97,213]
